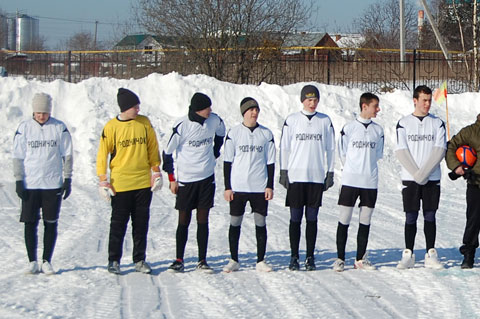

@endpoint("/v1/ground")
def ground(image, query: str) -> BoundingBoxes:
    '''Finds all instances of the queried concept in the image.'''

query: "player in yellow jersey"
[96,88,162,275]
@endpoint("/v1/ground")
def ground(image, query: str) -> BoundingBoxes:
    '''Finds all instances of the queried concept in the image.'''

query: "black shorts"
[401,180,440,212]
[20,189,62,223]
[175,175,215,211]
[338,185,377,208]
[286,182,323,208]
[229,192,268,216]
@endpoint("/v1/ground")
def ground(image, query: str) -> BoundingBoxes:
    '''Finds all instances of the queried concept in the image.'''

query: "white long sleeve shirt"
[13,117,73,189]
[280,111,335,183]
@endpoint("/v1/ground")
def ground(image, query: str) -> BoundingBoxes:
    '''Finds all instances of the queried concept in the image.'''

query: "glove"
[323,172,334,191]
[279,170,289,189]
[151,172,163,192]
[62,178,72,200]
[99,181,116,202]
[448,171,461,181]
[15,180,28,200]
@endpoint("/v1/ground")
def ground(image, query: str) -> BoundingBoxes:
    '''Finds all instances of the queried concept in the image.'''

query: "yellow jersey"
[96,115,160,192]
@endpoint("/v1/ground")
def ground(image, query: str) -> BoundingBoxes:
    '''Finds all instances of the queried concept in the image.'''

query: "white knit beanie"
[32,93,52,113]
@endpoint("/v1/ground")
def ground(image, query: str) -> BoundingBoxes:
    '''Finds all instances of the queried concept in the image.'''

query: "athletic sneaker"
[256,260,273,272]
[397,249,415,269]
[305,257,316,271]
[332,259,345,272]
[196,260,214,273]
[107,261,121,274]
[167,260,184,273]
[135,260,152,274]
[223,259,240,273]
[354,254,376,270]
[288,257,300,271]
[26,261,39,274]
[424,248,444,270]
[41,260,56,275]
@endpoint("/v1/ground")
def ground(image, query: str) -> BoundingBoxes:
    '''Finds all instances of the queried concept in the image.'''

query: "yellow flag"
[433,81,447,105]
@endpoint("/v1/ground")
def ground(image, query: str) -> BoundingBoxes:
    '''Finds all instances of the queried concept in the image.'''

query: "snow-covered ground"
[0,73,479,318]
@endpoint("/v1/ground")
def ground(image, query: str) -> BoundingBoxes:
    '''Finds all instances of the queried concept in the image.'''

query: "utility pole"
[419,0,452,69]
[400,0,406,73]
[94,20,98,49]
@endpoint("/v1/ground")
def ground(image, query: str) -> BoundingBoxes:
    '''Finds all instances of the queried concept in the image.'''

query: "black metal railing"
[1,47,477,93]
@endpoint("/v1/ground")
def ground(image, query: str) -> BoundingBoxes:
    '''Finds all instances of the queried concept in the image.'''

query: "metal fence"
[0,47,477,93]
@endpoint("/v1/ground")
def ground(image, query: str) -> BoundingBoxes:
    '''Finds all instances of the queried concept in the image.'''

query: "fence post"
[68,51,72,83]
[412,49,416,91]
[327,51,331,85]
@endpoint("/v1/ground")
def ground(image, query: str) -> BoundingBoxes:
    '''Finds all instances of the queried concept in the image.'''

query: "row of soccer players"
[13,84,480,274]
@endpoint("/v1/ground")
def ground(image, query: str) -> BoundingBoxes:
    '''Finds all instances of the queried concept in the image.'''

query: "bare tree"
[354,0,418,49]
[64,31,99,51]
[134,0,312,83]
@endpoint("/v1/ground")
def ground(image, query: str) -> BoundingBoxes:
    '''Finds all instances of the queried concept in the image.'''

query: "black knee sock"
[197,223,209,262]
[336,222,349,261]
[43,221,58,262]
[306,220,317,258]
[424,220,436,251]
[405,223,417,251]
[356,223,370,261]
[289,221,301,258]
[228,225,241,262]
[176,224,189,260]
[256,225,267,263]
[24,222,38,262]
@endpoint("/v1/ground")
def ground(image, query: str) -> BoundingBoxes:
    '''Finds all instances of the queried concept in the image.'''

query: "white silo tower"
[16,14,39,51]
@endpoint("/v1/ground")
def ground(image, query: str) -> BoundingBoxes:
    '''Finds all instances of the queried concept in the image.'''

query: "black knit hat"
[117,88,140,112]
[189,93,211,112]
[300,85,320,102]
[240,97,259,115]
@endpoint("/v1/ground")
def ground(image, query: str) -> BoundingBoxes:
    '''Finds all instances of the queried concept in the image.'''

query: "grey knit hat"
[240,97,259,115]
[32,93,52,113]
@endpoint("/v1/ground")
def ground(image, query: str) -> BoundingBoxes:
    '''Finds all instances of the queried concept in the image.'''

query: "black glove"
[323,172,334,191]
[62,178,72,200]
[448,171,461,181]
[15,180,28,200]
[279,170,289,189]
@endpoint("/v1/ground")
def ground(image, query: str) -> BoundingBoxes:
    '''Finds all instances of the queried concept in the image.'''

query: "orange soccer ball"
[456,145,478,168]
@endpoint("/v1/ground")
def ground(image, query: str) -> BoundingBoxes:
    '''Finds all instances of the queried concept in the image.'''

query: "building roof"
[283,32,329,48]
[115,34,177,48]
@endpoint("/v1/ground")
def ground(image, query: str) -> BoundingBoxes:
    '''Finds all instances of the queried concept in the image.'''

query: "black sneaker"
[167,260,184,273]
[107,261,121,275]
[289,257,300,271]
[461,256,474,269]
[305,256,316,271]
[196,260,214,273]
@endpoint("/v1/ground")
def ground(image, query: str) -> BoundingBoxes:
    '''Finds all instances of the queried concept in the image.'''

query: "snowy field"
[0,73,479,318]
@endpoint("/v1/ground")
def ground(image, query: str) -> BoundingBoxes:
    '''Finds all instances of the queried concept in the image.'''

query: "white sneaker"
[425,248,444,269]
[41,260,56,275]
[354,253,376,270]
[223,259,240,273]
[332,259,345,272]
[26,261,39,274]
[397,249,415,269]
[256,261,273,272]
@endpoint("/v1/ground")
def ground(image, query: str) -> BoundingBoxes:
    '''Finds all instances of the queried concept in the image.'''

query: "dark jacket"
[445,114,480,185]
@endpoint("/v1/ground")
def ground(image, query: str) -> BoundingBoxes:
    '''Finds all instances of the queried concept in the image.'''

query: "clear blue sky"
[0,0,420,49]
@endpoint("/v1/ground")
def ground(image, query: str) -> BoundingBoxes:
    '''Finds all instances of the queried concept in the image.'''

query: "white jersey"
[164,113,225,183]
[280,111,335,183]
[338,117,384,189]
[396,113,446,181]
[13,117,73,189]
[224,123,275,192]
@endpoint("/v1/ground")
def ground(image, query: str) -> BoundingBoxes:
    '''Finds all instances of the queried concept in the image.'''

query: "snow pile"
[0,73,479,318]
